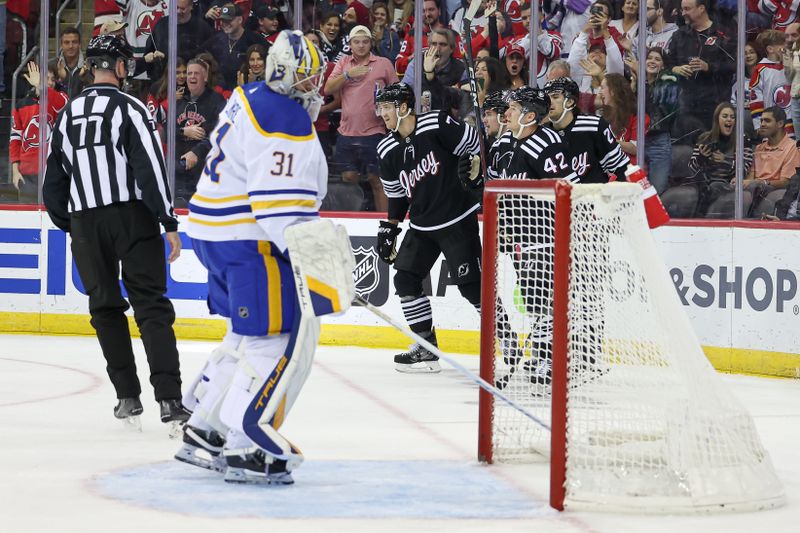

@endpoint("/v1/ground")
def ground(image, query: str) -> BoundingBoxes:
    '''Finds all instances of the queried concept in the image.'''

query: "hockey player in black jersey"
[375,83,482,373]
[460,90,510,190]
[543,77,630,182]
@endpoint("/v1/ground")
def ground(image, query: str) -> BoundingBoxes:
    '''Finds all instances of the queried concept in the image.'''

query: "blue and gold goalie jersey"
[186,82,328,253]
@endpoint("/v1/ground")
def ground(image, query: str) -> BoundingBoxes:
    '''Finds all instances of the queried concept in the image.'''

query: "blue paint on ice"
[92,460,546,519]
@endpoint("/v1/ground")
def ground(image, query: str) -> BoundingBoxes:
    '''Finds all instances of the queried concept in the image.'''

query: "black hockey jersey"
[487,126,577,182]
[378,111,481,230]
[554,114,629,183]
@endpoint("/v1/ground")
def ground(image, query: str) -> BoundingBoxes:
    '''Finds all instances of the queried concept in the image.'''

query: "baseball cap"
[219,3,242,21]
[348,25,372,40]
[256,6,279,20]
[507,43,526,59]
[99,15,128,35]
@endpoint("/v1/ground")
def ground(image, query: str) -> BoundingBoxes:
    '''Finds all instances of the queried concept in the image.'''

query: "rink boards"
[0,208,798,378]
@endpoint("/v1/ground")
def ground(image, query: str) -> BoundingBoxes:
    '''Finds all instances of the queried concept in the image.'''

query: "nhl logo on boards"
[352,246,381,298]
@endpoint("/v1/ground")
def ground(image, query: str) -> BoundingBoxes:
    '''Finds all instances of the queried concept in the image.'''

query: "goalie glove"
[458,154,483,190]
[377,221,402,264]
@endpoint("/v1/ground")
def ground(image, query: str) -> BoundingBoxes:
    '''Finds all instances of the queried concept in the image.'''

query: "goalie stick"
[461,0,488,178]
[355,295,550,431]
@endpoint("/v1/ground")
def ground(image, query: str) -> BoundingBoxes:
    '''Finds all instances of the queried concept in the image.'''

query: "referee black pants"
[70,201,182,401]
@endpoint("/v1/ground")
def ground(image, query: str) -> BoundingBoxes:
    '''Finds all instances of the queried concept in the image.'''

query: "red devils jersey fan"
[375,83,481,374]
[544,76,630,183]
[10,64,69,203]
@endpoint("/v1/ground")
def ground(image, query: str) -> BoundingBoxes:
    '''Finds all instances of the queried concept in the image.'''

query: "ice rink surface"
[1,334,798,533]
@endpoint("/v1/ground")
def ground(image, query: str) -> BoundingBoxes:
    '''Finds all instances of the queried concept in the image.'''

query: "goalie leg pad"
[182,319,244,413]
[219,314,320,465]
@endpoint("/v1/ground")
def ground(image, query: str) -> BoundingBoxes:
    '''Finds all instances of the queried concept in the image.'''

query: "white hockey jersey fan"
[187,82,328,253]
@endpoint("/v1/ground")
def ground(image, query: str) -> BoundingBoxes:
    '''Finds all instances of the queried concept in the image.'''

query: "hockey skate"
[114,397,143,432]
[394,331,441,373]
[160,399,191,439]
[174,425,227,473]
[223,449,294,485]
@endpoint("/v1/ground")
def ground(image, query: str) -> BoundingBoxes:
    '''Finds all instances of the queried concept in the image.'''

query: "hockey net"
[478,180,785,512]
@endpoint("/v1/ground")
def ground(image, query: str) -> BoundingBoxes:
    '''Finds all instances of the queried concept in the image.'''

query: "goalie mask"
[376,83,416,132]
[265,30,327,121]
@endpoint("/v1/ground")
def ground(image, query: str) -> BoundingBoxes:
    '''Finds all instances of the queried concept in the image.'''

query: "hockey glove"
[458,154,483,190]
[377,221,402,264]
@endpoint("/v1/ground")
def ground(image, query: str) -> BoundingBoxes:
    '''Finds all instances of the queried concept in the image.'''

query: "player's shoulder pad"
[416,110,442,133]
[377,133,401,159]
[572,113,603,133]
[519,126,561,159]
[236,83,314,140]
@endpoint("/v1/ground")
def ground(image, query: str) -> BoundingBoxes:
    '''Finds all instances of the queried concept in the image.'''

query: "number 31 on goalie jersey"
[204,123,296,182]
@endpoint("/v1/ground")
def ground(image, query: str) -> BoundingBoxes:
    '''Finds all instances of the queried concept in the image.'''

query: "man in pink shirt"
[746,106,800,216]
[325,25,399,212]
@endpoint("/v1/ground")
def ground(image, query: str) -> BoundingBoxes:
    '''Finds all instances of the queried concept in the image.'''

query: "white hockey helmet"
[265,30,327,120]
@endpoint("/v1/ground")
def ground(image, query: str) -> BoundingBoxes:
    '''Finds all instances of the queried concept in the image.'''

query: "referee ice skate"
[43,35,189,428]
[375,83,482,373]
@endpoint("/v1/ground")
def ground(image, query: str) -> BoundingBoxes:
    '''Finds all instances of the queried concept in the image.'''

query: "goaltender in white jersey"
[175,30,331,485]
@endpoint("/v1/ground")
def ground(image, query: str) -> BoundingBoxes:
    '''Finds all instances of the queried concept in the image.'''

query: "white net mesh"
[485,182,785,511]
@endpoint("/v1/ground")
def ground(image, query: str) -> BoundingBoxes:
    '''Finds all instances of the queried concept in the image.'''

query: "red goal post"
[478,180,785,513]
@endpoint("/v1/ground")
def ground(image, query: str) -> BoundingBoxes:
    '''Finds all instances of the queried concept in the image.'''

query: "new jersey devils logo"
[135,6,166,39]
[22,117,52,150]
[773,84,792,109]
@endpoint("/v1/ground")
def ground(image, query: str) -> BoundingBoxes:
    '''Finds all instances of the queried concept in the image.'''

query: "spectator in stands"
[503,2,563,88]
[785,24,800,132]
[667,0,735,145]
[325,25,398,212]
[146,0,213,84]
[610,0,639,49]
[472,56,511,106]
[116,0,168,88]
[49,27,89,98]
[389,0,415,37]
[504,43,528,89]
[203,0,253,28]
[568,1,624,95]
[395,0,451,76]
[744,106,800,217]
[195,51,231,99]
[764,172,800,221]
[0,0,6,94]
[402,28,467,111]
[546,59,571,81]
[371,2,402,62]
[145,57,188,127]
[254,6,281,43]
[470,2,515,57]
[10,62,69,203]
[635,0,678,55]
[641,46,678,193]
[201,3,262,90]
[661,103,753,218]
[548,0,592,56]
[236,44,267,85]
[749,30,791,136]
[173,58,226,207]
[343,0,371,29]
[599,73,649,166]
[317,12,345,61]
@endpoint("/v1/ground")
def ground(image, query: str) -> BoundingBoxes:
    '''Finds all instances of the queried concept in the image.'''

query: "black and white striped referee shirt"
[43,83,177,233]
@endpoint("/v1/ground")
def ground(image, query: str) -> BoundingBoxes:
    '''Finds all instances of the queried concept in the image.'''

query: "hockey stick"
[354,295,550,431]
[461,0,488,178]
